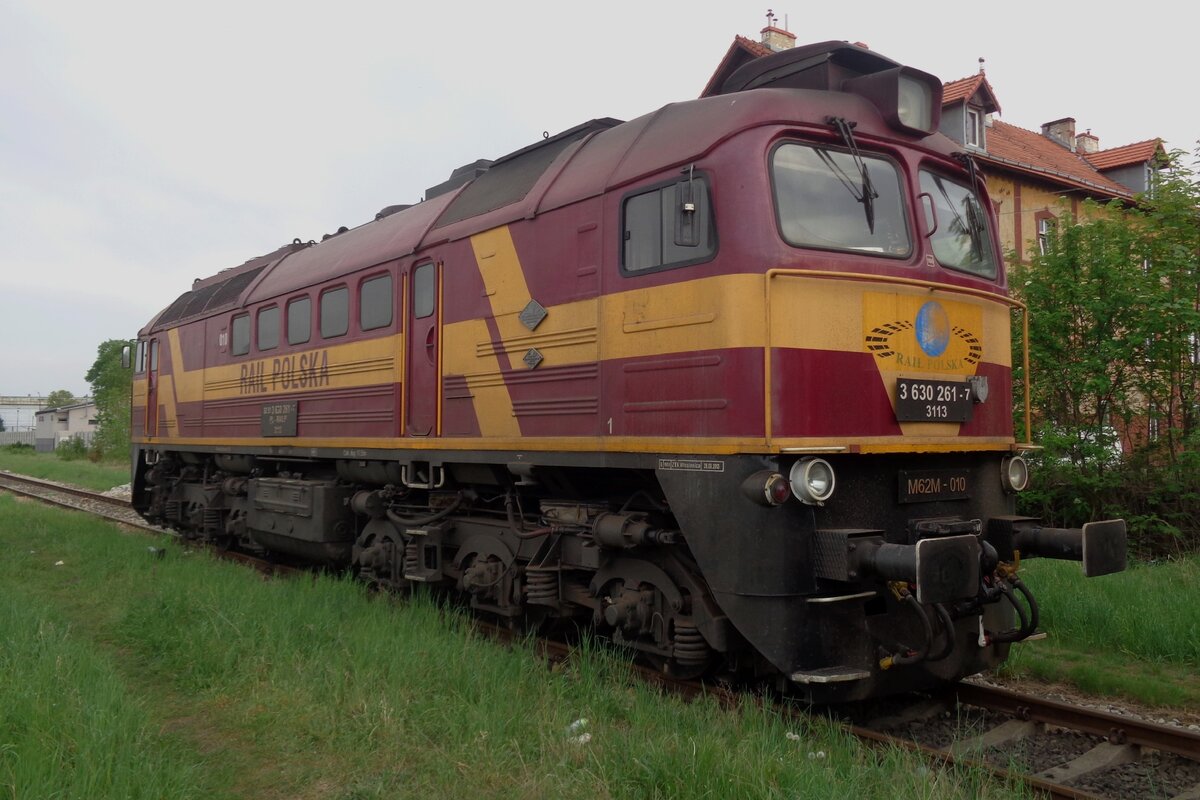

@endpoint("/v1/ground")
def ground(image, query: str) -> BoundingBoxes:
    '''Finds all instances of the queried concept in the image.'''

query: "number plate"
[261,401,298,437]
[895,378,974,422]
[898,469,971,503]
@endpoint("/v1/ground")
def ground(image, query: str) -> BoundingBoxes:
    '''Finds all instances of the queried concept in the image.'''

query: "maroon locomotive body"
[131,41,1125,701]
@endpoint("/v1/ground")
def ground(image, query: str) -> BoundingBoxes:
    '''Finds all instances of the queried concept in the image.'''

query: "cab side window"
[622,176,715,273]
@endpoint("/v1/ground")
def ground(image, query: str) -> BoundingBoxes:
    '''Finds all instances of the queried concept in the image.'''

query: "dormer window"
[965,107,983,148]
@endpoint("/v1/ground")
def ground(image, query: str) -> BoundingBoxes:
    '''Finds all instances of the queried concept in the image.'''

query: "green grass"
[1000,557,1200,708]
[0,447,128,491]
[0,497,1024,800]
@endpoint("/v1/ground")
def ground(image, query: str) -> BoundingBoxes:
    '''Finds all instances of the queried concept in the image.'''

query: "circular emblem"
[915,302,950,357]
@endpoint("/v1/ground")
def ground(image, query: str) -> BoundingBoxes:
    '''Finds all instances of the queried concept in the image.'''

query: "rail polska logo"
[865,301,982,370]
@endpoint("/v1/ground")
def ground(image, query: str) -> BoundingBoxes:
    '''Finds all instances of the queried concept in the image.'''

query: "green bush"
[55,437,90,461]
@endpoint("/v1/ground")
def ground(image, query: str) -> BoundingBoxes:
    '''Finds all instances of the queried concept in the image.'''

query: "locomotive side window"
[919,170,997,278]
[135,341,147,373]
[321,286,349,338]
[231,313,250,356]
[287,296,311,345]
[413,263,435,319]
[771,143,910,257]
[621,176,715,273]
[360,273,393,330]
[257,305,280,351]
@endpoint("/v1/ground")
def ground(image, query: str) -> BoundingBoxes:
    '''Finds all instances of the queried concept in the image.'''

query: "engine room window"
[360,274,393,331]
[321,286,349,339]
[413,263,435,319]
[287,296,311,345]
[772,143,910,256]
[622,176,715,272]
[231,313,250,356]
[257,305,279,351]
[919,170,998,278]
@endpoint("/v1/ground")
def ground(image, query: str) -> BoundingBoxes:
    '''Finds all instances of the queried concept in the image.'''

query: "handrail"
[763,269,1031,448]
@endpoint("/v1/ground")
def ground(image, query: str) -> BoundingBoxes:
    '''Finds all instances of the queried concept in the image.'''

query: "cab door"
[405,261,440,436]
[145,338,160,437]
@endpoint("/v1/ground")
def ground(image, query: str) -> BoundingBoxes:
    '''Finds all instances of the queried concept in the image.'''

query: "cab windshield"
[919,170,998,278]
[771,142,911,257]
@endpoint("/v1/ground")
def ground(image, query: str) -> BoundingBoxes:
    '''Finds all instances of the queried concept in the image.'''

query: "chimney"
[760,8,796,51]
[1041,117,1077,151]
[1076,130,1100,154]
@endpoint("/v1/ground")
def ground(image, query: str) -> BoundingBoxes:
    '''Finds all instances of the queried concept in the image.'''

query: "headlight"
[897,75,934,133]
[1001,456,1029,493]
[789,458,836,505]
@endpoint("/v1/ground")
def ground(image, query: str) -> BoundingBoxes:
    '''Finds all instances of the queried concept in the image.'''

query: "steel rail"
[951,681,1200,760]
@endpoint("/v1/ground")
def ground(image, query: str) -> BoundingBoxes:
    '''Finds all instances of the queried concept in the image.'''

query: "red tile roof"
[700,36,774,97]
[942,74,1001,114]
[1084,139,1166,171]
[981,120,1134,198]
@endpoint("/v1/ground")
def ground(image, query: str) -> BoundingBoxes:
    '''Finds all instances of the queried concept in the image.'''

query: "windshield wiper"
[953,153,988,255]
[827,116,880,233]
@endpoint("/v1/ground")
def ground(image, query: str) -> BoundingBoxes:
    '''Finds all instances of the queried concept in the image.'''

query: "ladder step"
[790,666,871,684]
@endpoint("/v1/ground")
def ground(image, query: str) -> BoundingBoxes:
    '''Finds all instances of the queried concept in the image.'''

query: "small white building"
[34,400,98,453]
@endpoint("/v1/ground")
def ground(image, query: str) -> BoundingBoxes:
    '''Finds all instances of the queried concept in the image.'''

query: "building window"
[232,314,250,356]
[287,296,311,345]
[257,305,279,351]
[1148,416,1160,443]
[320,286,349,339]
[965,108,983,148]
[360,273,393,331]
[622,175,716,272]
[1036,213,1056,256]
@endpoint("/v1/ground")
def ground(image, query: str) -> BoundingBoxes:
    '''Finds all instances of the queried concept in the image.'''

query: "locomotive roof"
[146,83,964,334]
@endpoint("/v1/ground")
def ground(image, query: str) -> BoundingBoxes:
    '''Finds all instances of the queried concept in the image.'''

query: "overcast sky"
[1,1,1193,397]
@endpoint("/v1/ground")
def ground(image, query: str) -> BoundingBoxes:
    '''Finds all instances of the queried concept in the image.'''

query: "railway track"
[5,470,1199,798]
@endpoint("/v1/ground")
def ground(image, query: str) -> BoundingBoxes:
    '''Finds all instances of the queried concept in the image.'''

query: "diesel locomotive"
[130,40,1127,701]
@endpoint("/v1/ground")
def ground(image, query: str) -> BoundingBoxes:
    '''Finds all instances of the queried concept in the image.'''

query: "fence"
[0,431,35,447]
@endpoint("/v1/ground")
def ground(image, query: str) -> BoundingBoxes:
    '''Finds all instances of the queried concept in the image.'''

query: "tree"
[1012,149,1200,553]
[85,339,133,460]
[43,389,77,409]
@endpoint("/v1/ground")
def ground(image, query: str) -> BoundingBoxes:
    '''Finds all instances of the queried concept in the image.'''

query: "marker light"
[741,470,793,507]
[789,458,836,506]
[1001,456,1029,493]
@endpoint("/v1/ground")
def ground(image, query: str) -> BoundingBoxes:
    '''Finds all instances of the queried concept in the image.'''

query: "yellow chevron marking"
[462,227,528,434]
[470,226,533,318]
